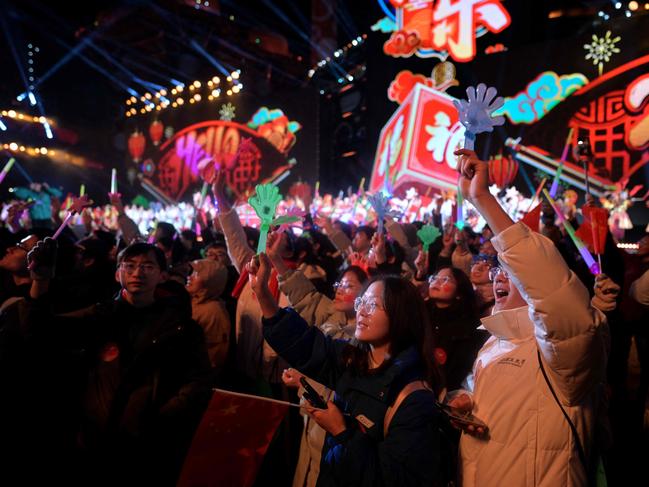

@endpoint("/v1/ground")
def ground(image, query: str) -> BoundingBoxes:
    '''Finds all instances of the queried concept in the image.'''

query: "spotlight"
[28,92,37,106]
[615,2,622,8]
[226,89,232,96]
[194,94,201,101]
[211,89,220,97]
[212,76,220,84]
[193,80,201,88]
[625,9,632,16]
[629,0,638,10]
[9,142,18,151]
[231,70,240,80]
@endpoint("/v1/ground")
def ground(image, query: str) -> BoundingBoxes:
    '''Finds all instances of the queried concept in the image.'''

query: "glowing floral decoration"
[219,102,236,121]
[584,31,621,77]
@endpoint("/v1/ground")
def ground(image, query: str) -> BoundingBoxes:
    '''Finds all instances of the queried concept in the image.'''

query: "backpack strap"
[383,380,430,437]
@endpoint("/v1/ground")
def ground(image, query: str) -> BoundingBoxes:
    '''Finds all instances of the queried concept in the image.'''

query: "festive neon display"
[383,0,511,62]
[495,72,589,125]
[388,63,459,104]
[584,31,621,76]
[370,84,466,194]
[247,107,301,154]
[543,189,599,275]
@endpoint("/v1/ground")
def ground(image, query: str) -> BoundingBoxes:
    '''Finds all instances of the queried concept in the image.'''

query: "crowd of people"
[0,150,647,486]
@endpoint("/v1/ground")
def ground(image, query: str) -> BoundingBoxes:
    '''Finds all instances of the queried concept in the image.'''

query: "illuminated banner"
[370,84,465,193]
[154,121,290,201]
[384,0,511,62]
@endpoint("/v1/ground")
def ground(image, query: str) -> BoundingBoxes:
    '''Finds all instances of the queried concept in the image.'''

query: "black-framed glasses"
[488,267,509,282]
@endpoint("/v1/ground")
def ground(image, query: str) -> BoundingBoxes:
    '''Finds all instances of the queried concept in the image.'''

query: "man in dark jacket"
[0,240,211,485]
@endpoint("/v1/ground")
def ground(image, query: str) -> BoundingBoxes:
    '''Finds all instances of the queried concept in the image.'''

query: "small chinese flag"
[177,389,289,487]
[576,206,609,255]
[521,203,542,233]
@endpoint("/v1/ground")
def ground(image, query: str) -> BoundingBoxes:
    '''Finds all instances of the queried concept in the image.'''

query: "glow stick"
[543,188,599,274]
[550,127,574,198]
[526,178,547,213]
[111,168,117,194]
[52,195,93,239]
[0,158,16,185]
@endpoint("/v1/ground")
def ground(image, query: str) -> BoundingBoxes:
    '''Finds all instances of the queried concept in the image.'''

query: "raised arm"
[248,253,347,388]
[212,170,255,273]
[456,149,608,404]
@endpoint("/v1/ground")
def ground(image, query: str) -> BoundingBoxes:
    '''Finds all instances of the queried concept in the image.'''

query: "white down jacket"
[459,223,608,487]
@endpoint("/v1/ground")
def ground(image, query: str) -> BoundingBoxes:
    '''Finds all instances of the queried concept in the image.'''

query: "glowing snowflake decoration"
[584,31,621,76]
[219,102,236,121]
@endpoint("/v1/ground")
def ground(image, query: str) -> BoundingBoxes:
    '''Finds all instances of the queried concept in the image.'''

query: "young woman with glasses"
[247,252,445,487]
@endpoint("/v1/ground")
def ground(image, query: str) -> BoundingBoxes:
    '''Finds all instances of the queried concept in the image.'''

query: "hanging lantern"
[128,130,146,162]
[488,153,518,188]
[149,119,164,146]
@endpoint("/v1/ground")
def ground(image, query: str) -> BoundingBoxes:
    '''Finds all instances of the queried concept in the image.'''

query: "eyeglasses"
[13,242,30,252]
[428,274,453,286]
[120,262,159,274]
[488,267,510,282]
[354,296,385,315]
[334,281,356,293]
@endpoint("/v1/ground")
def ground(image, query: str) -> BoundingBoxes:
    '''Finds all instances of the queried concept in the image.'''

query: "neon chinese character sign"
[383,0,511,62]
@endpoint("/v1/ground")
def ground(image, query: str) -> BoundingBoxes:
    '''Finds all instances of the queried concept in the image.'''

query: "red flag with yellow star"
[177,389,289,487]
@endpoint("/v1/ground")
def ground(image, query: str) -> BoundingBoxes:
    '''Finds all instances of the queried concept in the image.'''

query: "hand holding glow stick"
[52,194,93,239]
[543,188,599,274]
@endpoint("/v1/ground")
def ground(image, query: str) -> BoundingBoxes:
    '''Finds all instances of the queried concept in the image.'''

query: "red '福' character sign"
[370,84,465,194]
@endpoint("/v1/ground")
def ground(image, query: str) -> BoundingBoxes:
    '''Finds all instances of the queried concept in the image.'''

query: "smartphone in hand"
[300,377,327,409]
[439,403,489,433]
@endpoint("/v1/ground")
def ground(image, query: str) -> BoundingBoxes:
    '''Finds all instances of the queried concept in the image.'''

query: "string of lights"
[308,34,367,81]
[124,70,243,118]
[0,109,55,127]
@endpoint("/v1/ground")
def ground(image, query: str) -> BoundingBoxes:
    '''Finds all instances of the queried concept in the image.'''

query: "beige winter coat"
[218,208,289,382]
[459,223,608,487]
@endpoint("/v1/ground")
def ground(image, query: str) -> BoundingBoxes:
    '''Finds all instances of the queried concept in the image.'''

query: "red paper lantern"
[488,153,518,188]
[149,120,164,146]
[128,130,146,162]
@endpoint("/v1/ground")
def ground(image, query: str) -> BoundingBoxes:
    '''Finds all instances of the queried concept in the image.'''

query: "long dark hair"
[343,275,442,395]
[430,266,479,319]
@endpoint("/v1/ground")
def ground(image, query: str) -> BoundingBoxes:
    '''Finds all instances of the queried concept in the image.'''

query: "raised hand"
[454,149,491,206]
[211,169,232,212]
[246,252,280,318]
[27,237,58,281]
[371,232,387,265]
[246,252,271,297]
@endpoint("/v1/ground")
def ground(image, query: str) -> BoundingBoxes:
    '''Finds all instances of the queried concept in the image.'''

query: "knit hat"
[190,258,228,299]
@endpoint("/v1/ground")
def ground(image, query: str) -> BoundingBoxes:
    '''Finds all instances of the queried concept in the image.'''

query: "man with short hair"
[1,240,211,484]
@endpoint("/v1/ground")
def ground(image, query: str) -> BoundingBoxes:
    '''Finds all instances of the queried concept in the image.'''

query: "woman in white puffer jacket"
[451,149,619,487]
